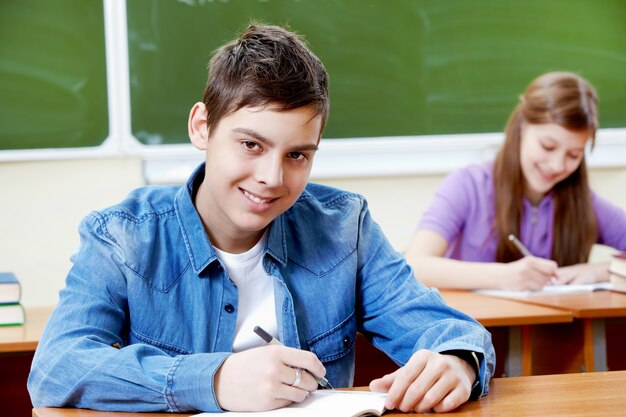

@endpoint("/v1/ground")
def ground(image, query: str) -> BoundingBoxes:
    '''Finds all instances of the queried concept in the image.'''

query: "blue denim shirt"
[28,163,495,412]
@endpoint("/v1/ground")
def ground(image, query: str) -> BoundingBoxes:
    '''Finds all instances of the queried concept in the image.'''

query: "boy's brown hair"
[202,23,329,137]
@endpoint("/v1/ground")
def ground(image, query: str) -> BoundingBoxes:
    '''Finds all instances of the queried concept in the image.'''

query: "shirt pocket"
[307,312,356,363]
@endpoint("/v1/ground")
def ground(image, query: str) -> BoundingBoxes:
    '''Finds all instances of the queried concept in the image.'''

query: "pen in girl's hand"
[508,234,558,285]
[253,325,334,390]
[508,234,532,257]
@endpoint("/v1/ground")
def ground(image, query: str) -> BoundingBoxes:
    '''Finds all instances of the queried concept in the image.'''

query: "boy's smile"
[189,103,322,253]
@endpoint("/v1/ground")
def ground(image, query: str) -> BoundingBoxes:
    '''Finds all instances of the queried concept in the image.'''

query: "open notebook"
[475,281,612,298]
[195,391,387,417]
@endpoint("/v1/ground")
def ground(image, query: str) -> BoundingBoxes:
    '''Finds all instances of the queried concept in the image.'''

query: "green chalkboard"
[1,1,624,152]
[127,0,626,145]
[0,0,108,150]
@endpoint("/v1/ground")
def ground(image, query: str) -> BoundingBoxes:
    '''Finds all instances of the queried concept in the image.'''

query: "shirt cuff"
[441,349,483,400]
[166,352,231,412]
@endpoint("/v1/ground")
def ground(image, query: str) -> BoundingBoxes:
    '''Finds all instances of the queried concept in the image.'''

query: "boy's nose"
[256,157,284,187]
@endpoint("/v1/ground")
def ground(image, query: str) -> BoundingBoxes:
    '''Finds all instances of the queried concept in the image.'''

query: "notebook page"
[195,390,387,417]
[476,282,612,298]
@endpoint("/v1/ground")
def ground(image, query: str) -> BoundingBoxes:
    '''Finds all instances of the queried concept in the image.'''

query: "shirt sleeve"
[356,200,496,398]
[417,167,474,244]
[592,192,626,251]
[27,214,228,413]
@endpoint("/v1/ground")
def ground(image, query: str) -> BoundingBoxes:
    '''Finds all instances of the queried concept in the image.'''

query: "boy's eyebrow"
[232,127,319,152]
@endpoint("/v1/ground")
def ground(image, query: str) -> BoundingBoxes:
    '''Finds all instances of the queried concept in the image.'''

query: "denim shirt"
[28,163,495,413]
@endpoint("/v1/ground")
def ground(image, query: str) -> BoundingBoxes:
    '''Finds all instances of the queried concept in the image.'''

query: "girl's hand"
[556,262,610,285]
[501,257,558,291]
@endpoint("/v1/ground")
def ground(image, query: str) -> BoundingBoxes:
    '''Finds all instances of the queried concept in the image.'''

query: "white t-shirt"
[214,232,279,352]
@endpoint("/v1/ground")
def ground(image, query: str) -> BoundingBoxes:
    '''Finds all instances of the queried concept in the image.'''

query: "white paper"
[194,390,387,417]
[475,282,613,298]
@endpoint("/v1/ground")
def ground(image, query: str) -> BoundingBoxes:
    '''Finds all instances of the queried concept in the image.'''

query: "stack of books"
[0,272,25,326]
[609,252,626,293]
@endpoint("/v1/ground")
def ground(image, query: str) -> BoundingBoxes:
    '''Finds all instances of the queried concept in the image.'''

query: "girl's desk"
[488,290,626,373]
[355,291,574,381]
[440,290,573,376]
[439,290,573,327]
[31,370,626,416]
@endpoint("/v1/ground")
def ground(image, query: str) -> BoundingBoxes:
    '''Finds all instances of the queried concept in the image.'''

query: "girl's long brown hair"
[494,72,598,266]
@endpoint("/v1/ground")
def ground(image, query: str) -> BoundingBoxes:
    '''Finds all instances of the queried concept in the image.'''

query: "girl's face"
[519,122,590,204]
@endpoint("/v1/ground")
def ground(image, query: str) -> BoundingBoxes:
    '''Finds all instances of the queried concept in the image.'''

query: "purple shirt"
[417,162,626,261]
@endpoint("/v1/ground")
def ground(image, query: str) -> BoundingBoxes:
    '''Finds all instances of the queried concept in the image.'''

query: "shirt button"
[224,304,235,313]
[342,336,351,347]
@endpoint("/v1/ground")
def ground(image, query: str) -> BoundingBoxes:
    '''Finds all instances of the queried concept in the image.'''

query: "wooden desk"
[0,306,53,352]
[440,290,573,327]
[440,290,573,376]
[32,370,626,416]
[454,370,626,416]
[500,291,626,373]
[0,306,54,417]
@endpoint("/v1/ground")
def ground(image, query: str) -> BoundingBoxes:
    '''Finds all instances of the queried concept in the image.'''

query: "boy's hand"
[214,345,325,412]
[369,349,475,413]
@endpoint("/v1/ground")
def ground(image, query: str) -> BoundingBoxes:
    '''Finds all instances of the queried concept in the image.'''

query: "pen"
[253,325,334,390]
[508,234,558,285]
[508,234,532,257]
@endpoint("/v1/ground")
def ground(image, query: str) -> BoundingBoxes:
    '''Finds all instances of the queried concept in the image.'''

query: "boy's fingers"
[369,369,398,393]
[280,347,326,379]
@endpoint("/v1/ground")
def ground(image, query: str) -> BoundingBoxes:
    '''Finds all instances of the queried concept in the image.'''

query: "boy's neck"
[193,181,268,254]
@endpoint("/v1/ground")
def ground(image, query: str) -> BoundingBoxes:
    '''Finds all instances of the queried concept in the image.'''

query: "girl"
[406,72,626,291]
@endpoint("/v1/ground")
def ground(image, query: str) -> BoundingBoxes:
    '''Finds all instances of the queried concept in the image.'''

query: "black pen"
[253,325,334,390]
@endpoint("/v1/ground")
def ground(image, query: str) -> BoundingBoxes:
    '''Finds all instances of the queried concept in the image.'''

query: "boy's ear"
[188,102,209,150]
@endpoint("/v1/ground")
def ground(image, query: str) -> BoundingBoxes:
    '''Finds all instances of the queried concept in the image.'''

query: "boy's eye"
[287,151,306,161]
[242,141,260,151]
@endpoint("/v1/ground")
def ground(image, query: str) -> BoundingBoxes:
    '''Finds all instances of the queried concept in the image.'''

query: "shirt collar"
[523,190,554,210]
[174,163,218,275]
[266,215,288,267]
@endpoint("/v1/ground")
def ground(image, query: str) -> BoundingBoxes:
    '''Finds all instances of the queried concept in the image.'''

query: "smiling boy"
[28,23,495,413]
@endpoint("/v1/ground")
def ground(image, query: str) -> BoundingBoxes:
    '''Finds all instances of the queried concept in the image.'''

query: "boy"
[28,23,494,413]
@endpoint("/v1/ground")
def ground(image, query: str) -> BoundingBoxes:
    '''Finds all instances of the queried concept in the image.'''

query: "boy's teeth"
[244,190,268,203]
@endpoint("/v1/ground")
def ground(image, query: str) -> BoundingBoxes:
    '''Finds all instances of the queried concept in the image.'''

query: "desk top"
[0,306,53,353]
[440,290,573,326]
[496,290,626,319]
[32,370,626,416]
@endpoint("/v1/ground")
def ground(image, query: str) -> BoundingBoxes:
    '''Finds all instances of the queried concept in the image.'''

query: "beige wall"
[0,159,144,307]
[1,158,625,307]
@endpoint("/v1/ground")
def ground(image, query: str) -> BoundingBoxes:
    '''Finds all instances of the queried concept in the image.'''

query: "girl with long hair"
[406,71,626,290]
